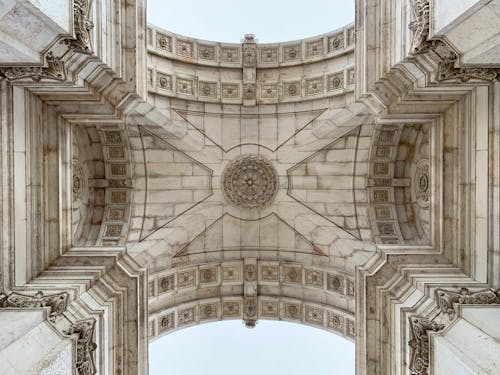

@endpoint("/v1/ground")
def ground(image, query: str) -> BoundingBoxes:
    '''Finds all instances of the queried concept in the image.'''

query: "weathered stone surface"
[1,1,499,374]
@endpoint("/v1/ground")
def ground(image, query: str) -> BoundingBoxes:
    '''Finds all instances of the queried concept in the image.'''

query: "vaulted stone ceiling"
[1,0,499,374]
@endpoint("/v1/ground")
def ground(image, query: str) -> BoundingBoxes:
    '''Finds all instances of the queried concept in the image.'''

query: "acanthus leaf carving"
[65,318,97,375]
[436,56,499,82]
[408,0,430,54]
[64,0,94,54]
[435,287,500,319]
[0,290,69,322]
[0,52,66,82]
[408,316,444,375]
[408,0,499,82]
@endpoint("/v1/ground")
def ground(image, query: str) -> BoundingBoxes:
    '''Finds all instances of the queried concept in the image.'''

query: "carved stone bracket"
[65,318,97,375]
[63,0,94,54]
[0,52,66,82]
[436,56,499,82]
[435,287,500,319]
[409,0,499,82]
[409,0,430,54]
[408,316,444,375]
[0,290,69,322]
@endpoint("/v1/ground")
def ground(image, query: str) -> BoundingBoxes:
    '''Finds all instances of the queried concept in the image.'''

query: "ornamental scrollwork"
[408,316,444,375]
[408,0,430,54]
[436,55,498,82]
[0,290,69,322]
[435,287,500,319]
[408,0,499,82]
[0,52,66,82]
[64,0,94,54]
[65,318,97,375]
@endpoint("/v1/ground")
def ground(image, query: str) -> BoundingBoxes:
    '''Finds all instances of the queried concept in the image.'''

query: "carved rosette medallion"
[222,154,279,209]
[414,159,430,208]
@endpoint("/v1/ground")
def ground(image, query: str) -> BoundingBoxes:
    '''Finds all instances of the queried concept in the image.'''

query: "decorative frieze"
[0,290,69,322]
[0,52,66,82]
[198,81,217,98]
[176,78,194,95]
[283,44,301,62]
[176,40,194,58]
[65,318,97,375]
[408,316,444,375]
[223,300,241,317]
[304,305,323,326]
[260,84,278,99]
[157,33,173,52]
[284,81,301,97]
[306,39,323,58]
[221,83,240,99]
[327,73,344,91]
[259,47,278,64]
[149,262,354,297]
[150,296,354,339]
[157,73,172,90]
[305,77,323,96]
[435,287,500,319]
[221,47,240,63]
[198,45,216,61]
[328,33,344,52]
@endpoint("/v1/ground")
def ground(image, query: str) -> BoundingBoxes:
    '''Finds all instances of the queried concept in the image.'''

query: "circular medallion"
[414,159,430,208]
[222,154,279,209]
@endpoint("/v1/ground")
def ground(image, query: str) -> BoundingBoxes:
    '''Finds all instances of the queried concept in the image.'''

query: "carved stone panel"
[221,154,279,209]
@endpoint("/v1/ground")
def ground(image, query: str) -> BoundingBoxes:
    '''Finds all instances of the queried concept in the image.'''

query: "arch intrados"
[148,259,356,343]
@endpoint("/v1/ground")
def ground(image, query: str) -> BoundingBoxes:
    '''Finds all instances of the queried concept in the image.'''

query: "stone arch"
[71,125,133,246]
[367,121,431,245]
[147,259,355,343]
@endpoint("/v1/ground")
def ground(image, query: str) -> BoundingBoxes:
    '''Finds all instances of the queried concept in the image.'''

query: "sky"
[146,1,355,374]
[149,320,355,374]
[147,0,355,43]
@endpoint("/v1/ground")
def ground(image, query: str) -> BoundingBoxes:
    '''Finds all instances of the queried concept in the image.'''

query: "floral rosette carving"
[222,154,279,209]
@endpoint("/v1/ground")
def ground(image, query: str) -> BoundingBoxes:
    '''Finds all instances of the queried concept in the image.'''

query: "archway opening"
[149,320,355,374]
[147,0,355,43]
